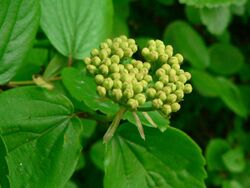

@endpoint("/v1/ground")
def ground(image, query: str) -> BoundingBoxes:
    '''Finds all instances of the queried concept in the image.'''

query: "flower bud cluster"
[84,36,192,116]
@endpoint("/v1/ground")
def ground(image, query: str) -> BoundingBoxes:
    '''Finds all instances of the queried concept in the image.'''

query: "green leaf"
[104,123,206,188]
[185,6,202,24]
[64,180,78,188]
[40,0,113,59]
[179,0,246,8]
[0,136,9,188]
[209,43,244,75]
[222,148,246,173]
[217,78,248,117]
[190,69,221,97]
[43,54,67,80]
[205,139,230,171]
[123,111,170,132]
[222,180,243,188]
[239,85,250,115]
[13,48,48,81]
[0,0,40,84]
[90,140,105,171]
[62,67,119,115]
[163,21,209,69]
[200,7,231,35]
[0,86,82,188]
[80,119,97,139]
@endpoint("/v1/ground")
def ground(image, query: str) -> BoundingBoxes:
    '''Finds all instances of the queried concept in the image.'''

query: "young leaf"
[40,0,113,59]
[90,140,105,171]
[104,123,206,188]
[0,86,82,188]
[0,0,40,84]
[200,7,231,35]
[163,21,209,69]
[62,67,119,115]
[208,43,244,75]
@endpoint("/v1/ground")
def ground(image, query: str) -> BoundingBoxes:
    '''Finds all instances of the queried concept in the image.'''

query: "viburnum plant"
[0,1,209,188]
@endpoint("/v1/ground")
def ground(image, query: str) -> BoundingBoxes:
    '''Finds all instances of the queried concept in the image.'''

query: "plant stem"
[68,55,73,66]
[7,77,61,87]
[103,107,127,143]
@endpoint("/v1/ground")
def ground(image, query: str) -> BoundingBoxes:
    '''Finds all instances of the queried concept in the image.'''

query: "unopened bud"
[146,88,156,98]
[171,102,181,112]
[167,94,177,103]
[155,81,164,90]
[97,86,106,97]
[99,64,109,75]
[95,74,104,85]
[175,53,184,64]
[135,94,146,105]
[184,84,192,94]
[112,89,123,101]
[127,98,139,110]
[152,99,163,109]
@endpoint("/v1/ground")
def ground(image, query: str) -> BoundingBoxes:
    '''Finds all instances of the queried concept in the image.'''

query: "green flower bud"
[130,68,139,74]
[155,81,164,90]
[133,84,143,94]
[111,55,120,64]
[124,88,134,98]
[167,83,177,91]
[169,74,178,82]
[142,48,150,57]
[128,38,136,45]
[99,64,109,75]
[84,57,91,65]
[87,64,97,74]
[100,42,109,49]
[162,104,172,115]
[125,64,133,71]
[157,91,167,101]
[134,61,143,69]
[92,56,101,66]
[119,64,125,71]
[156,68,165,77]
[131,45,138,53]
[141,68,149,75]
[172,63,180,71]
[111,73,121,80]
[103,58,112,66]
[124,48,133,57]
[91,48,99,56]
[120,42,129,49]
[184,84,192,94]
[150,51,158,61]
[112,42,120,49]
[184,72,191,80]
[152,99,163,109]
[97,86,106,97]
[175,53,184,64]
[176,81,184,90]
[171,102,181,112]
[165,45,173,57]
[135,94,146,105]
[95,74,104,85]
[113,79,123,89]
[143,62,151,70]
[140,80,148,88]
[157,48,165,55]
[168,69,176,77]
[159,54,169,63]
[159,75,169,85]
[99,49,108,59]
[175,89,184,100]
[136,73,144,81]
[112,89,123,101]
[127,98,139,110]
[146,88,156,98]
[178,74,187,83]
[115,48,124,58]
[155,39,164,47]
[109,64,120,73]
[162,64,171,72]
[169,57,179,65]
[149,46,156,51]
[162,86,171,94]
[103,78,113,90]
[144,75,152,82]
[167,94,177,103]
[120,35,128,41]
[148,40,156,46]
[114,37,122,43]
[106,39,112,46]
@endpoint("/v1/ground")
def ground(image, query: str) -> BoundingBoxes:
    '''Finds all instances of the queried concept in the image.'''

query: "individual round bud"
[148,40,156,47]
[112,42,120,49]
[119,64,125,71]
[92,56,101,66]
[111,55,120,64]
[171,102,181,112]
[99,49,108,59]
[120,35,128,41]
[133,84,143,94]
[143,62,151,70]
[106,39,112,46]
[131,45,138,53]
[159,75,169,85]
[167,94,177,103]
[110,73,120,80]
[167,83,177,91]
[178,74,187,83]
[91,48,99,56]
[125,64,133,71]
[103,78,113,90]
[156,68,165,77]
[97,86,106,97]
[169,57,179,65]
[162,86,171,94]
[103,58,112,66]
[127,98,139,110]
[175,89,184,100]
[112,89,123,101]
[128,38,136,45]
[140,80,148,88]
[169,74,178,82]
[95,74,104,85]
[168,69,176,77]
[115,48,124,58]
[162,64,171,72]
[100,42,109,49]
[123,88,134,98]
[87,64,97,74]
[172,63,180,71]
[146,88,156,98]
[176,81,184,90]
[157,48,165,55]
[130,68,139,74]
[99,64,109,75]
[159,54,169,63]
[109,64,120,73]
[162,104,172,115]
[84,57,91,65]
[142,48,150,57]
[141,68,149,75]
[135,94,146,105]
[152,99,163,109]
[175,53,184,64]
[165,45,173,57]
[136,73,144,81]
[144,75,152,82]
[150,51,158,61]
[113,79,123,89]
[155,81,164,90]
[114,37,122,43]
[184,84,192,94]
[120,42,129,49]
[124,48,133,57]
[184,72,192,80]
[157,91,167,101]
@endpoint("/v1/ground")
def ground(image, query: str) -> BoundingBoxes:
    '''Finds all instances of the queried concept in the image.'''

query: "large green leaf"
[40,0,113,59]
[62,67,119,115]
[0,136,9,188]
[0,0,40,84]
[163,21,209,69]
[208,43,244,75]
[104,123,206,188]
[179,0,246,8]
[0,86,82,188]
[200,7,231,35]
